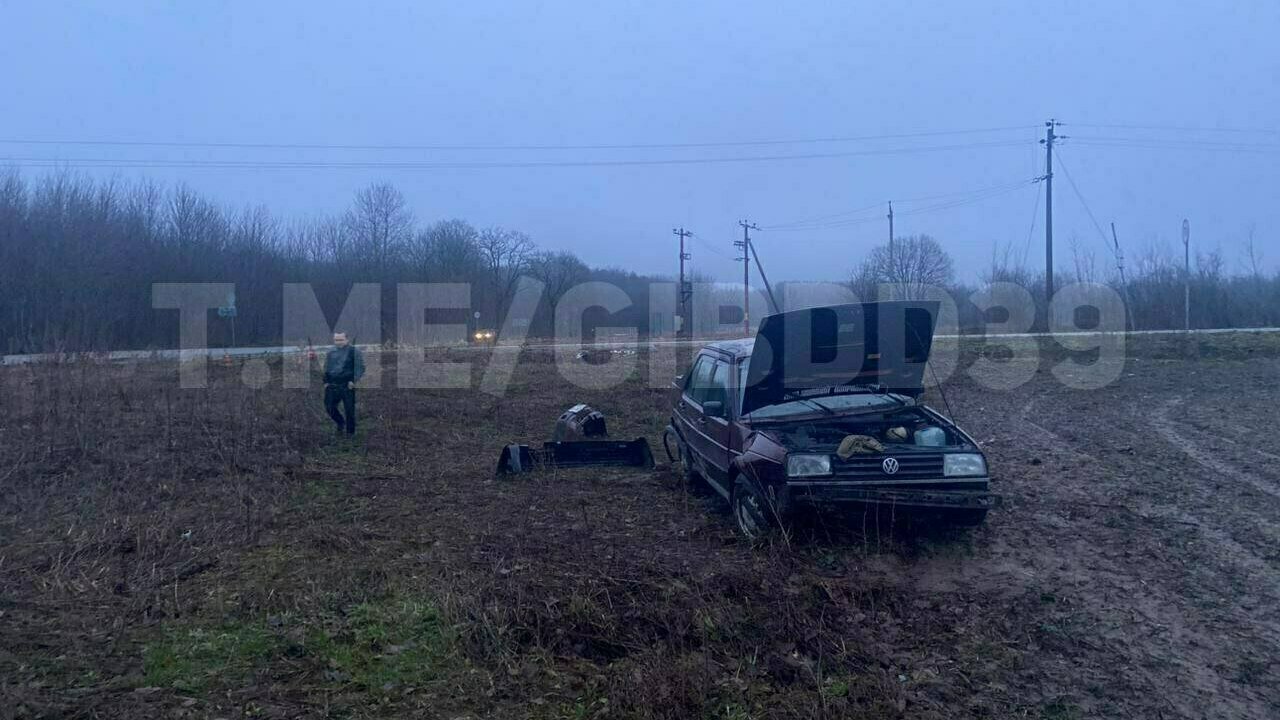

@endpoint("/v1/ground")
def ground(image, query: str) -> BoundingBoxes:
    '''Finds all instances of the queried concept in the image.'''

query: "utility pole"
[673,227,692,338]
[1040,119,1065,302]
[735,220,759,336]
[1111,222,1136,331]
[1182,219,1191,332]
[887,201,895,259]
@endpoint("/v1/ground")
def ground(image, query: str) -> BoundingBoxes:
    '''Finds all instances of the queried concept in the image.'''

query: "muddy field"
[2,336,1278,719]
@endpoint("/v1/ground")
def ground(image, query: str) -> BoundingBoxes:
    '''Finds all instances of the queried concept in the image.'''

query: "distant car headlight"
[786,454,831,478]
[944,453,987,477]
[474,332,484,340]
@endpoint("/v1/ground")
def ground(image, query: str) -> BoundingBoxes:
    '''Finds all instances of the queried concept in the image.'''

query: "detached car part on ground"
[496,403,655,475]
[667,300,1001,541]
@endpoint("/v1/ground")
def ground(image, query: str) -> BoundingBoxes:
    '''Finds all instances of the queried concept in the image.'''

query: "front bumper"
[781,479,1001,511]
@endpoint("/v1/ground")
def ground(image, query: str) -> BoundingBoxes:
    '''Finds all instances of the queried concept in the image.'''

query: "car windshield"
[745,392,906,420]
[738,356,907,420]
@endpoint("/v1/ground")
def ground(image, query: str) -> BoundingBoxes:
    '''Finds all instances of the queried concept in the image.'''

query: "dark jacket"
[323,345,366,385]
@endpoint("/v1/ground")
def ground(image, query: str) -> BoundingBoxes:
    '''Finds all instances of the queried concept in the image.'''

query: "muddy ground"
[1,336,1278,719]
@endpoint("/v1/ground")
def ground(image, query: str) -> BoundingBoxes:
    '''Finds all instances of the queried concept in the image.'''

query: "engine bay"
[768,407,962,452]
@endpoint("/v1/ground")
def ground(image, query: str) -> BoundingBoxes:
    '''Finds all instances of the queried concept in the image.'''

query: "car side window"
[705,360,729,409]
[685,356,715,404]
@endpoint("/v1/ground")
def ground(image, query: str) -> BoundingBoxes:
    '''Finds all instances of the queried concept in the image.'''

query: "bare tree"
[982,239,1037,287]
[1243,225,1264,280]
[476,227,534,323]
[1196,247,1225,281]
[529,250,589,309]
[344,183,413,277]
[850,234,955,300]
[528,250,589,336]
[410,219,480,282]
[1068,233,1099,283]
[167,183,225,253]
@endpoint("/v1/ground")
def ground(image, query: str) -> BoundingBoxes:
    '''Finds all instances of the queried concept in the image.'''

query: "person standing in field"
[323,332,365,435]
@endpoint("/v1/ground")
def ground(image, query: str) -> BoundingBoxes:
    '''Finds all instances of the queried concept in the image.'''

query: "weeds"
[143,621,280,692]
[143,594,453,696]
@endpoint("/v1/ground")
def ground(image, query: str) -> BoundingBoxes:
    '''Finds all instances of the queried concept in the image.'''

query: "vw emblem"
[882,457,900,475]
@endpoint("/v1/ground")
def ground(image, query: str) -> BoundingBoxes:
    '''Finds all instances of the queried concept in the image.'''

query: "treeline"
[0,172,676,353]
[978,237,1280,332]
[844,233,1280,333]
[1,170,1276,354]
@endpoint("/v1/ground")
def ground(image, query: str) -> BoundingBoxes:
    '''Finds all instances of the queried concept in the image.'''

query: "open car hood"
[741,300,940,416]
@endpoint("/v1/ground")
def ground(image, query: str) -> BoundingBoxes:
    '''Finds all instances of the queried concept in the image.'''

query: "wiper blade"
[798,398,836,416]
[835,404,909,419]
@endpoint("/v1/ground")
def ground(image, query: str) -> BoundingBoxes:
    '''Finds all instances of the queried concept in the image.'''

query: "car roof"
[701,338,755,358]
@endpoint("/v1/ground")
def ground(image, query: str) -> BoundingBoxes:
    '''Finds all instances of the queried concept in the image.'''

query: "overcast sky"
[2,1,1276,282]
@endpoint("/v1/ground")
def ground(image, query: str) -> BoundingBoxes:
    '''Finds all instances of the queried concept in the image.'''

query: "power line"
[895,182,1033,218]
[1070,122,1279,136]
[0,140,1033,172]
[762,214,885,233]
[761,200,885,230]
[0,125,1038,152]
[792,181,1033,231]
[690,233,731,259]
[1069,137,1280,153]
[1020,179,1043,267]
[761,182,1031,232]
[762,178,1035,230]
[1053,150,1118,252]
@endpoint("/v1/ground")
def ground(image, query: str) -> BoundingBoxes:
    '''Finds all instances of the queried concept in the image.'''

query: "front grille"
[832,453,944,480]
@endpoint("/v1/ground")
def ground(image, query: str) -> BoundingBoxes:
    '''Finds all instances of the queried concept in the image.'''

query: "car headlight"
[944,453,987,477]
[786,454,831,478]
[474,332,484,340]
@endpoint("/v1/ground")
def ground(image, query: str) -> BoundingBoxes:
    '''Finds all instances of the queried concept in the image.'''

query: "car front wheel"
[732,481,778,543]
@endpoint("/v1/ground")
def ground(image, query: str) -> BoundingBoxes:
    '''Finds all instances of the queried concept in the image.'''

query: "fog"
[1,1,1276,282]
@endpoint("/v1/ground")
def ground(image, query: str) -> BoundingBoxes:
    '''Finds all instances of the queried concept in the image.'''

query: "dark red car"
[667,301,997,540]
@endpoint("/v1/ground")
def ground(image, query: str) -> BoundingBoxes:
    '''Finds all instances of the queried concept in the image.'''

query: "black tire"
[731,480,778,543]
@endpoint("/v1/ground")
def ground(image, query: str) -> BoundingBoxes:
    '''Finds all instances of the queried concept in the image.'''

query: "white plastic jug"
[914,426,946,447]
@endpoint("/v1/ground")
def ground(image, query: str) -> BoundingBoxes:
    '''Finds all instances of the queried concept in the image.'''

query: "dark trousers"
[324,384,356,434]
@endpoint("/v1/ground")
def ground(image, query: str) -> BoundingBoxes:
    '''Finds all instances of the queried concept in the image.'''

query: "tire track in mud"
[1154,396,1280,499]
[1103,394,1280,585]
[1015,391,1279,589]
[1020,392,1280,576]
[1162,399,1280,461]
[1006,390,1280,718]
[1015,395,1095,464]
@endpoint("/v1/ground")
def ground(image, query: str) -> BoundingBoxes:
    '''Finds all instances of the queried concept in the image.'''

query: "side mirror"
[702,400,725,418]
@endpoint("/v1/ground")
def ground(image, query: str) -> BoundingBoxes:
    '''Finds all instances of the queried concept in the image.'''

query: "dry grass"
[2,337,1279,718]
